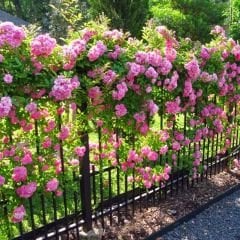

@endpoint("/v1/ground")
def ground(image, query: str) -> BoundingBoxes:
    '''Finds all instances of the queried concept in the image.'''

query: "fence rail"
[10,139,240,240]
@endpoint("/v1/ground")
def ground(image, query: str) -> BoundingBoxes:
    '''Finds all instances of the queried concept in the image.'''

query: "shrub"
[0,20,239,229]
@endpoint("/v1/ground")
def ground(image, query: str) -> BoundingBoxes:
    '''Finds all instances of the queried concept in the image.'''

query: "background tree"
[0,0,231,42]
[0,0,87,39]
[87,0,149,37]
[0,0,50,31]
[49,0,86,40]
[150,0,227,43]
[226,0,240,39]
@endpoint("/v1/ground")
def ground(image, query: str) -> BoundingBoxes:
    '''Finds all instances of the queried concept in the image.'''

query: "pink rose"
[172,141,181,151]
[145,67,158,79]
[0,96,12,118]
[159,145,168,155]
[31,34,56,57]
[115,104,127,118]
[16,182,37,198]
[163,173,170,181]
[42,137,52,148]
[165,98,181,115]
[21,153,33,165]
[3,73,13,84]
[164,165,172,174]
[139,122,149,135]
[0,22,26,48]
[87,41,107,61]
[184,59,200,80]
[46,178,59,192]
[12,166,27,182]
[143,180,152,189]
[74,146,86,157]
[147,151,158,161]
[58,126,70,141]
[25,102,37,113]
[11,205,26,223]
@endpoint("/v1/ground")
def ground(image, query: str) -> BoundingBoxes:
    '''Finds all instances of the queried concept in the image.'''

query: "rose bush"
[0,19,239,235]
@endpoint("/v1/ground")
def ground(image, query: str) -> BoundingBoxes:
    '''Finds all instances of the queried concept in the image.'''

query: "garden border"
[145,180,240,240]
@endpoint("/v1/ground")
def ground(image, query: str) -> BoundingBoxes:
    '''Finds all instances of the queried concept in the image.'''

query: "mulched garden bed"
[102,171,240,240]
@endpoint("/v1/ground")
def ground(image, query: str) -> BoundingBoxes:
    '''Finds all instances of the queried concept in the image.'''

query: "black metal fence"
[14,145,240,240]
[0,101,239,240]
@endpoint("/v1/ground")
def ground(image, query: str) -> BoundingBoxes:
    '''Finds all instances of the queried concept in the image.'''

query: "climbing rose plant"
[0,20,239,227]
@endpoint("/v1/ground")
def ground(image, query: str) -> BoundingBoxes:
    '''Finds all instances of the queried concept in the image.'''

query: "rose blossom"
[25,102,37,113]
[16,182,37,198]
[88,41,107,61]
[3,73,13,84]
[46,178,59,192]
[74,146,86,157]
[11,205,26,223]
[50,75,80,101]
[31,34,56,57]
[12,166,27,182]
[21,153,33,165]
[0,22,26,48]
[0,96,12,118]
[165,98,181,114]
[115,104,127,118]
[58,126,70,140]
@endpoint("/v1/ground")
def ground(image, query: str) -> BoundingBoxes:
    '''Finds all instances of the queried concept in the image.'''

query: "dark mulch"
[101,171,240,240]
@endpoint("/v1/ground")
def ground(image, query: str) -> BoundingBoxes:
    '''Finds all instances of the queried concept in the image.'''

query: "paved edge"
[145,183,240,240]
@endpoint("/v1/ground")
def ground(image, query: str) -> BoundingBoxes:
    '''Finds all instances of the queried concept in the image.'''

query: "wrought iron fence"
[0,101,239,240]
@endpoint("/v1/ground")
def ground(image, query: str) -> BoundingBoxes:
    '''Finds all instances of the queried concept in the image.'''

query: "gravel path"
[161,188,240,240]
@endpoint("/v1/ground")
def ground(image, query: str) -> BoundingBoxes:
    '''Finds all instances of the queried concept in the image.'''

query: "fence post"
[80,131,92,231]
[79,102,92,231]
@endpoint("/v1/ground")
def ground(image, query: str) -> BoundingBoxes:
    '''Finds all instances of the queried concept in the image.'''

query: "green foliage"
[150,0,227,43]
[49,0,88,40]
[0,0,50,30]
[142,20,166,49]
[226,0,240,39]
[87,0,149,37]
[0,0,88,40]
[1,17,240,238]
[49,0,83,30]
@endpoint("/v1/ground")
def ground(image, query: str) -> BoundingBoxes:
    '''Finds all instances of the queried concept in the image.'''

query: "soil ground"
[102,171,240,240]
